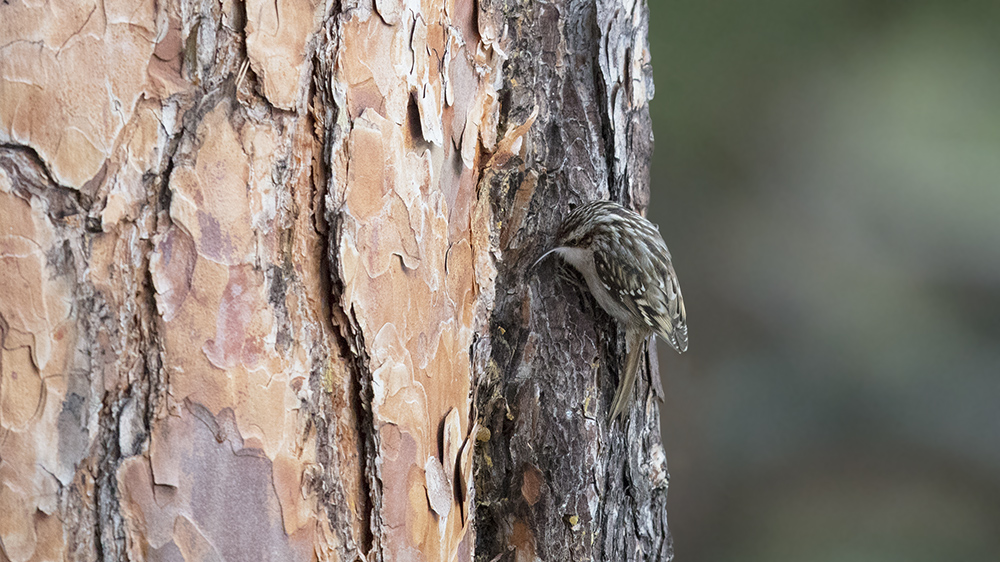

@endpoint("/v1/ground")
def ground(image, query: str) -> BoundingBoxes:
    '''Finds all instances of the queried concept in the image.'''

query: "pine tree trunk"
[0,0,668,561]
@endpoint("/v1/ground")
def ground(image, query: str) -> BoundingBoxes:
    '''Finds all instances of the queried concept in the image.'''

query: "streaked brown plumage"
[535,200,687,419]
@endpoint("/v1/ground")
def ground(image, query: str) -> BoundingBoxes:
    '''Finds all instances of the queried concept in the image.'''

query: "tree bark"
[0,0,668,561]
[473,1,670,560]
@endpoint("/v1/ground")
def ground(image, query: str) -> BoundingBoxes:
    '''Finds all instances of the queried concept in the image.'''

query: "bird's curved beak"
[531,248,560,270]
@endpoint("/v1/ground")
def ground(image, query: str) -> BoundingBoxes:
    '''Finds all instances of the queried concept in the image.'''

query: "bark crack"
[311,19,378,554]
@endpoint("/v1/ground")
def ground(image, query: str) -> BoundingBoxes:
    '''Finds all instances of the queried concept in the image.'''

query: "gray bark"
[474,0,672,560]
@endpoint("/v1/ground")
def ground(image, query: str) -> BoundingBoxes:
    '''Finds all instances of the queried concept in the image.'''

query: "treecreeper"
[535,200,688,420]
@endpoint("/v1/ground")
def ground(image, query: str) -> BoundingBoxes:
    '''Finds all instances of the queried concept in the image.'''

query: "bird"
[534,200,688,420]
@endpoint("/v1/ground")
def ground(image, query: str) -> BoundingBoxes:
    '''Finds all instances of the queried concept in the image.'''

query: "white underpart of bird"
[534,200,688,420]
[540,246,636,322]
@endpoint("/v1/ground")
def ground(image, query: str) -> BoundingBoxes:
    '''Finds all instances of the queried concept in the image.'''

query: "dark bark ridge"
[474,0,672,560]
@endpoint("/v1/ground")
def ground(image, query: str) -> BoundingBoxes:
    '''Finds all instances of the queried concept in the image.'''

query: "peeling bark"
[0,0,668,561]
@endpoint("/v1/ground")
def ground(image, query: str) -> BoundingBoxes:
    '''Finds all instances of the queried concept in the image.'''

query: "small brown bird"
[534,200,688,420]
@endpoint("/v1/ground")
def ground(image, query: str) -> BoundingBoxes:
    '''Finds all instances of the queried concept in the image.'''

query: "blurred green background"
[645,1,1000,560]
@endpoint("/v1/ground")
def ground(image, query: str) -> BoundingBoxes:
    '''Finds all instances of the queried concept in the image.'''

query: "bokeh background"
[645,1,1000,560]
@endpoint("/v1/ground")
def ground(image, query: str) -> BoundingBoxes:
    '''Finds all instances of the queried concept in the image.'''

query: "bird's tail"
[609,329,647,420]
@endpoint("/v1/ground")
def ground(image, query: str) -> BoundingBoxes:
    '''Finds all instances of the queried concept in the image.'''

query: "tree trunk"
[0,0,668,561]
